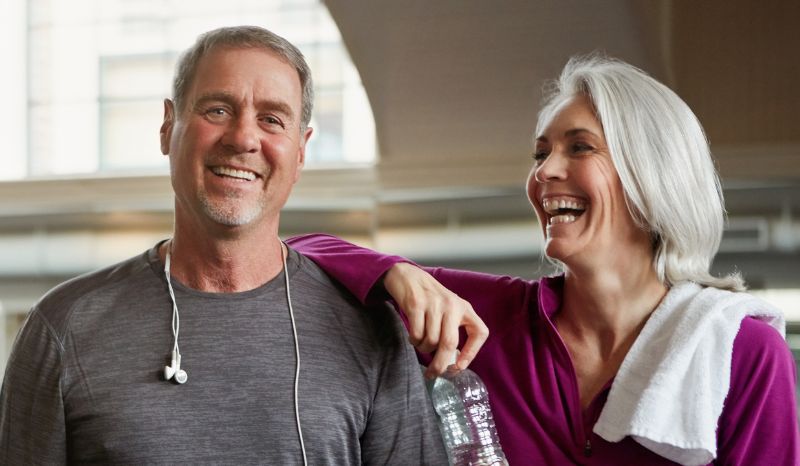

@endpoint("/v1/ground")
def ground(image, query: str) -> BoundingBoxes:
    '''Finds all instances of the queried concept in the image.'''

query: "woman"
[288,56,799,465]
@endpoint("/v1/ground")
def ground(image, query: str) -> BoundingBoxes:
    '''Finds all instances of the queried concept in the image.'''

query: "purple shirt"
[288,233,800,465]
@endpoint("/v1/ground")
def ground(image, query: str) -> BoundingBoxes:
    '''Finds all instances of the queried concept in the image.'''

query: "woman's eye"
[532,151,548,163]
[572,143,594,153]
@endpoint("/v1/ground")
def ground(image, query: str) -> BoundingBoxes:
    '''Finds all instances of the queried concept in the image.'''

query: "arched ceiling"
[324,0,800,190]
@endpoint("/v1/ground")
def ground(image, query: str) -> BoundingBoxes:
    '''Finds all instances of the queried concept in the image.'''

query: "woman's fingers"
[456,309,489,370]
[424,303,462,378]
[403,291,427,348]
[383,263,488,377]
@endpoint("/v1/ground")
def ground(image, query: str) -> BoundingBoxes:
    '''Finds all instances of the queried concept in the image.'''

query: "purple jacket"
[288,233,800,465]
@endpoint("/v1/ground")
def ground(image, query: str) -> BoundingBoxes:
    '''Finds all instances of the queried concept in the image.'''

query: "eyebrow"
[535,127,600,143]
[192,91,296,120]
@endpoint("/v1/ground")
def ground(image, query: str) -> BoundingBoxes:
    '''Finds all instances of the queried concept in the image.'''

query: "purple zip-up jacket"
[287,233,800,465]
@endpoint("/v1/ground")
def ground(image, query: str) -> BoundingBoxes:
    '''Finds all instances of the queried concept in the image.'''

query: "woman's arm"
[716,317,800,464]
[287,233,532,375]
[286,233,406,304]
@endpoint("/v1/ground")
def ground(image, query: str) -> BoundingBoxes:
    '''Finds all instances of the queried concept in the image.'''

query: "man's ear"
[293,126,313,182]
[160,99,175,155]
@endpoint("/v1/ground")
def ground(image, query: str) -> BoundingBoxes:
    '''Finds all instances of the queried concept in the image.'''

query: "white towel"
[592,282,785,465]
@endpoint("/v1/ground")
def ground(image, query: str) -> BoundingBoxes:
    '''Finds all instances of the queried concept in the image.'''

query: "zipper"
[546,314,593,461]
[543,297,604,462]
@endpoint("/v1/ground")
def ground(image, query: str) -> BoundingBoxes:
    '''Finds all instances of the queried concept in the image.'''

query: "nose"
[533,151,567,183]
[221,116,260,154]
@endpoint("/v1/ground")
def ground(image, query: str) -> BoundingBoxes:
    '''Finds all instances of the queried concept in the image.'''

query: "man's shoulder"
[292,248,361,303]
[291,248,406,345]
[32,248,156,337]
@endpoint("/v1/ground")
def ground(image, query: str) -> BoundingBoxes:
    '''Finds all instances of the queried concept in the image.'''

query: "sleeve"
[715,317,800,465]
[0,310,67,465]
[358,303,449,465]
[286,233,410,304]
[286,233,532,315]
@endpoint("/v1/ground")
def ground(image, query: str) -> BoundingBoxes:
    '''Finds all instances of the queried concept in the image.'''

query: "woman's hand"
[383,263,489,378]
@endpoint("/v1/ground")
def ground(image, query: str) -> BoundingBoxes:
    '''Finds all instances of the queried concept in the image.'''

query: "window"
[4,0,375,180]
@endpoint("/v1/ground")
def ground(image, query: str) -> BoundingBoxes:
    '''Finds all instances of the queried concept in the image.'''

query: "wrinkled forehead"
[185,44,300,95]
[192,46,302,104]
[533,92,598,142]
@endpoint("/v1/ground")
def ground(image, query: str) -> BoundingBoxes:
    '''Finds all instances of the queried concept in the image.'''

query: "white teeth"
[541,197,587,215]
[211,166,256,181]
[549,214,577,225]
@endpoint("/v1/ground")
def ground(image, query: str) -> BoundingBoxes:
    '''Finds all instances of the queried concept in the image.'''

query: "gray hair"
[536,54,744,291]
[172,25,314,131]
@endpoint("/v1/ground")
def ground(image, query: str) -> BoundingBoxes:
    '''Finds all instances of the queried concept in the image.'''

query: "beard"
[198,189,263,227]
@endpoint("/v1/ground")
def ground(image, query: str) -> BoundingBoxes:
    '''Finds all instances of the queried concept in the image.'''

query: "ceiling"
[324,0,799,189]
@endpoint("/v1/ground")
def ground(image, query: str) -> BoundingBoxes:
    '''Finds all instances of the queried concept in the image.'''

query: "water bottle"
[429,361,508,466]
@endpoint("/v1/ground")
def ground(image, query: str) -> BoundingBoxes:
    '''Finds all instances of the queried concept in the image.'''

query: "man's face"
[160,46,312,234]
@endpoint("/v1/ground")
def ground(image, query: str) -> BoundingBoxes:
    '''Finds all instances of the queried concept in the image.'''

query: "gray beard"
[198,190,262,227]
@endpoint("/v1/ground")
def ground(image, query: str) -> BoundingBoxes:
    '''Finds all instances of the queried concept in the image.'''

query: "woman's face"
[527,95,649,269]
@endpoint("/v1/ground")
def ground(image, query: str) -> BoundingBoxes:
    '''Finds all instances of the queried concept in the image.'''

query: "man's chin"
[200,201,262,228]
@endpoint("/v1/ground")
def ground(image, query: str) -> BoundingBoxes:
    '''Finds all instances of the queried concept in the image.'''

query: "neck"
[160,229,285,293]
[558,257,668,359]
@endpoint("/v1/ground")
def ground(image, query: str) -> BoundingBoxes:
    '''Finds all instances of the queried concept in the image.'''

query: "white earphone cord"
[164,251,180,355]
[282,241,308,466]
[163,241,307,465]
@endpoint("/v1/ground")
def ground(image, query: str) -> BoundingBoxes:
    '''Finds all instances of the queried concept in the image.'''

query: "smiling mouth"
[210,166,257,181]
[542,197,587,225]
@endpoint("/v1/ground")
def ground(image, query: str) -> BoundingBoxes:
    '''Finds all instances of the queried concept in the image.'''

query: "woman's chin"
[543,240,571,264]
[544,240,594,271]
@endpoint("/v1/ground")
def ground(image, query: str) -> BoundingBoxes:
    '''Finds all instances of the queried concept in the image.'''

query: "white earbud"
[164,246,188,385]
[164,349,188,384]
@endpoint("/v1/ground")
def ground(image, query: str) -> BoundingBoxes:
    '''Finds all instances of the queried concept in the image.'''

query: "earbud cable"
[282,241,308,466]
[164,245,180,357]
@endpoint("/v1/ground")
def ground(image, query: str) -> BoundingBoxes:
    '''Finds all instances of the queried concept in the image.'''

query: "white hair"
[536,54,744,291]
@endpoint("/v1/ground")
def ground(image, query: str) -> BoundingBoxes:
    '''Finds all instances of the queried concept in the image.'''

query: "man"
[0,26,447,464]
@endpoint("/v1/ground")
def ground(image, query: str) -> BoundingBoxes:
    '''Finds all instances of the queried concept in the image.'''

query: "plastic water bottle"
[429,362,508,466]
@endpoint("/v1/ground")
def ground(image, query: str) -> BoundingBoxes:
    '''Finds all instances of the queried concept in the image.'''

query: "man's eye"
[205,108,230,121]
[262,115,284,127]
[572,143,593,153]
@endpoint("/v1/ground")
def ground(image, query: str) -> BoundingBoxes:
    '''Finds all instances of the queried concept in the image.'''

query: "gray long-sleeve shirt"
[0,243,447,465]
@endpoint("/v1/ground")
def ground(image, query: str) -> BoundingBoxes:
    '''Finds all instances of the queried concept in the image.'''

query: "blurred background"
[1,0,799,397]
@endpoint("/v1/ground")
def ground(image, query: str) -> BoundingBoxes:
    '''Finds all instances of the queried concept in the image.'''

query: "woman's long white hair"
[536,55,744,291]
